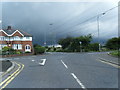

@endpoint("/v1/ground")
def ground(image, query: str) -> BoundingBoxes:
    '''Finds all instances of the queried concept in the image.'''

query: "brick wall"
[1,53,34,58]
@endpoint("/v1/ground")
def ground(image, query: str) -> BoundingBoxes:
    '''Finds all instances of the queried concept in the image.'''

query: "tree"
[106,37,120,50]
[58,37,73,49]
[58,34,92,52]
[76,34,92,47]
[89,43,99,51]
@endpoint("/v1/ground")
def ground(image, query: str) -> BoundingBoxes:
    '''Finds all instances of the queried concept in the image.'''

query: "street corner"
[0,61,24,89]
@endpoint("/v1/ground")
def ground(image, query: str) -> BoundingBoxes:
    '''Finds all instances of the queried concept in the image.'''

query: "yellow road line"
[97,59,120,68]
[0,62,24,89]
[0,62,21,86]
[0,61,15,78]
[1,64,24,89]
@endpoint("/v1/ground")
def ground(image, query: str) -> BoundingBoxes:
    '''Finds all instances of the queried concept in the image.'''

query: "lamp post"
[79,41,82,52]
[44,30,46,47]
[49,23,53,46]
[97,13,105,51]
[97,16,100,51]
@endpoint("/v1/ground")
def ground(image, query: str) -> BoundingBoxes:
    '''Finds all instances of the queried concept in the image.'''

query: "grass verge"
[110,50,120,57]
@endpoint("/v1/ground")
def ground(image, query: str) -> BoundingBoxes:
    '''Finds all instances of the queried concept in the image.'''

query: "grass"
[110,50,120,57]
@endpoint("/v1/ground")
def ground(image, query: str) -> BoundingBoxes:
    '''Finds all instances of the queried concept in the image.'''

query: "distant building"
[48,44,62,48]
[0,26,33,53]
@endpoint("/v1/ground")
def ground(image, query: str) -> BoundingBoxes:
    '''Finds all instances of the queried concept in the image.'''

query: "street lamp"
[44,23,53,47]
[97,13,105,51]
[79,41,82,52]
[49,23,54,46]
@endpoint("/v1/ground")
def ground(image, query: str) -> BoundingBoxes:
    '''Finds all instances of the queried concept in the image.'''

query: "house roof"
[2,26,32,37]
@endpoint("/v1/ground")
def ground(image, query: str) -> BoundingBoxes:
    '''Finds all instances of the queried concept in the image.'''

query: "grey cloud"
[2,2,118,45]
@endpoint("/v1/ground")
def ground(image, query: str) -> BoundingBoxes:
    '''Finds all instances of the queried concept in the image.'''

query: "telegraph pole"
[97,16,100,51]
[97,13,105,51]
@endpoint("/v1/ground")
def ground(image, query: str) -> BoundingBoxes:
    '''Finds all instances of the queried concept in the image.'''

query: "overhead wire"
[56,5,119,37]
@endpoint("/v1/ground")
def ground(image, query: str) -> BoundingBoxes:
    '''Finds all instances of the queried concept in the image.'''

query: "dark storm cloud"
[2,2,118,45]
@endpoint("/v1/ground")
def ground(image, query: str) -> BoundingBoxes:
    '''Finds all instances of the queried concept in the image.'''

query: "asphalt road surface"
[2,52,119,89]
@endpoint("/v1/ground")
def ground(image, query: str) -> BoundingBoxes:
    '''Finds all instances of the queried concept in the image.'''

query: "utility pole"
[97,16,100,51]
[97,13,105,51]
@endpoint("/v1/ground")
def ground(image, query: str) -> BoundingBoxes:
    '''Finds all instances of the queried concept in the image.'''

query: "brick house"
[0,26,33,53]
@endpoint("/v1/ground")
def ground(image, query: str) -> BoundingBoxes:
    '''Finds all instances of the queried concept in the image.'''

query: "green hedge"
[110,51,120,57]
[34,46,45,54]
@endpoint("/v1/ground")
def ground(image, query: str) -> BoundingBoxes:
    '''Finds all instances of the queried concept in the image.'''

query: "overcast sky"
[1,1,119,45]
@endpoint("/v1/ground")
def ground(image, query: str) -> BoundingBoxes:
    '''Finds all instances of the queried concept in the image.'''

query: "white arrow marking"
[31,60,35,62]
[39,59,46,66]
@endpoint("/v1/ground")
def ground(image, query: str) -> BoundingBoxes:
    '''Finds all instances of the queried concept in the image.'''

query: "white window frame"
[12,44,22,50]
[25,45,31,52]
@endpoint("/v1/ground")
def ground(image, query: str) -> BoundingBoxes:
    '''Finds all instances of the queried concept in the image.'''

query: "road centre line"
[71,73,86,90]
[61,60,68,69]
[0,62,24,89]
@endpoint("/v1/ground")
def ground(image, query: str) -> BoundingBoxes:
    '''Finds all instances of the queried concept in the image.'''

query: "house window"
[0,36,5,41]
[26,45,30,49]
[12,44,22,50]
[26,37,30,39]
[13,36,21,41]
[25,45,31,52]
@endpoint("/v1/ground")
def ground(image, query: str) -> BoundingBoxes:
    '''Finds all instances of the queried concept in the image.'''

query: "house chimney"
[7,26,12,30]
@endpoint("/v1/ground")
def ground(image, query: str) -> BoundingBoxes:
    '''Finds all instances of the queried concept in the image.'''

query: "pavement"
[0,60,13,75]
[0,52,119,89]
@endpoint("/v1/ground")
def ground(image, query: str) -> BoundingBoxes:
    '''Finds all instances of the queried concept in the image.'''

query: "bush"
[34,45,45,54]
[110,51,120,57]
[88,43,99,51]
[2,46,16,55]
[15,51,21,54]
[106,37,120,50]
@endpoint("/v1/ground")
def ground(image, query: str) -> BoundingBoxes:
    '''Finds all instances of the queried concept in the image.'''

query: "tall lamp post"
[49,23,53,47]
[97,13,105,51]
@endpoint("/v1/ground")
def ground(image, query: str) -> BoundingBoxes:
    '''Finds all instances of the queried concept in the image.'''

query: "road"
[1,52,119,89]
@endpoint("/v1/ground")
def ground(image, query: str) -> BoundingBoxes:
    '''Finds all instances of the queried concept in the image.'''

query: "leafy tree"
[58,37,73,49]
[76,34,92,47]
[58,34,92,52]
[106,37,120,50]
[67,39,80,52]
[89,43,99,51]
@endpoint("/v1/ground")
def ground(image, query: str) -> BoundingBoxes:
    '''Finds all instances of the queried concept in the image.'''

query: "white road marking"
[97,59,120,68]
[39,59,46,66]
[98,57,118,65]
[15,58,20,60]
[31,56,36,57]
[61,60,68,69]
[71,73,86,89]
[31,60,35,62]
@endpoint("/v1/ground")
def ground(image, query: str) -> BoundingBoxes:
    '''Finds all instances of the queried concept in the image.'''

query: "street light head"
[49,23,53,25]
[102,13,106,15]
